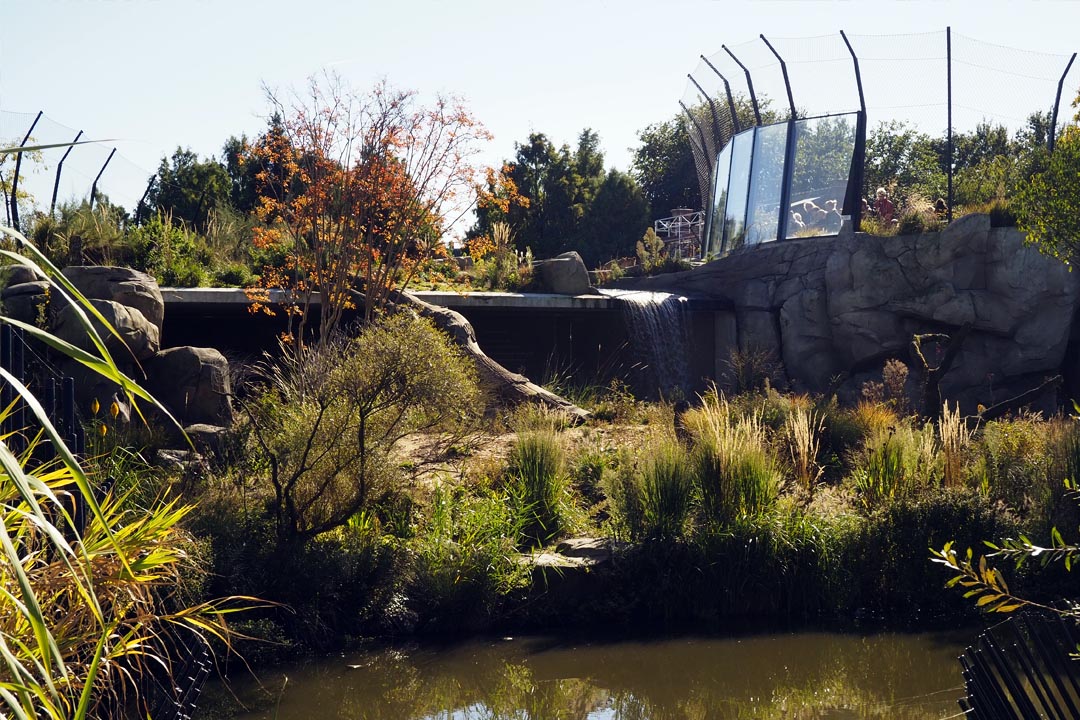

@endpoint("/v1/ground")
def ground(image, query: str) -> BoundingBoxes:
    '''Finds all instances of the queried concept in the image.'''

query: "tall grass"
[852,423,941,512]
[939,401,971,489]
[640,439,694,540]
[683,391,781,529]
[786,404,825,494]
[507,431,570,546]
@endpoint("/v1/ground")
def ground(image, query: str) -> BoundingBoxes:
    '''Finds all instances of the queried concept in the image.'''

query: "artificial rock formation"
[624,214,1079,412]
[62,266,165,331]
[145,347,234,428]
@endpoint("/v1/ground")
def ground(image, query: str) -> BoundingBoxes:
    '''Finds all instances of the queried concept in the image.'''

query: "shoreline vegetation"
[192,349,1076,665]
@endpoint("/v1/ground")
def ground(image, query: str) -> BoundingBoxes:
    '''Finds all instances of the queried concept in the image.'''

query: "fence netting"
[683,29,1079,215]
[1,110,153,224]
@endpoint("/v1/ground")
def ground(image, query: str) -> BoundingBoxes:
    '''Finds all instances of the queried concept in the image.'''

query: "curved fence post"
[723,45,761,125]
[701,55,741,134]
[1050,53,1077,153]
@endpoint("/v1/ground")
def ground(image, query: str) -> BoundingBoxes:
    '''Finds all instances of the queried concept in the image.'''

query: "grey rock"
[4,266,42,287]
[555,537,611,566]
[53,299,160,361]
[184,423,230,456]
[62,266,165,332]
[1,280,50,324]
[145,346,233,427]
[534,251,596,296]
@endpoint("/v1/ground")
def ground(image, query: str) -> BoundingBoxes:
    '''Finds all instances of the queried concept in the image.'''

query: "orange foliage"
[244,73,490,347]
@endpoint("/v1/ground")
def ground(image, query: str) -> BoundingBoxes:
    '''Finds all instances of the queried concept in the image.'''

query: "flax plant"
[0,220,250,719]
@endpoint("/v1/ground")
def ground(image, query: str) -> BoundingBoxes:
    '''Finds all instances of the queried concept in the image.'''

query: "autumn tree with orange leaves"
[245,74,490,346]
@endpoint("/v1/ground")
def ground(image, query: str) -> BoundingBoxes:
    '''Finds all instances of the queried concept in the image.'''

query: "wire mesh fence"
[1,109,155,227]
[682,28,1079,217]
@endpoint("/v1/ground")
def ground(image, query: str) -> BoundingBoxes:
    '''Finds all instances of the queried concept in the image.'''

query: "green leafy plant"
[0,219,250,719]
[506,430,570,546]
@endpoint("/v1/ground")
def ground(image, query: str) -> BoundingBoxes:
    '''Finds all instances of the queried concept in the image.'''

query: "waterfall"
[600,289,691,400]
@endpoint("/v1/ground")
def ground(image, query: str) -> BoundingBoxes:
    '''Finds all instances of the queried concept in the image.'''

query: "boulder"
[53,299,160,361]
[4,266,42,288]
[61,266,165,332]
[1,280,50,325]
[184,423,231,457]
[144,346,233,427]
[534,251,596,296]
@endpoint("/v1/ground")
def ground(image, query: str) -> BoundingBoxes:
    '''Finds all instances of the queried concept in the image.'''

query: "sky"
[3,0,1080,236]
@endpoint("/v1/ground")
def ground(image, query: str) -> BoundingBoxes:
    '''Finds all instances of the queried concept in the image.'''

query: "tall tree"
[578,169,651,267]
[631,115,699,218]
[141,147,232,230]
[247,74,489,341]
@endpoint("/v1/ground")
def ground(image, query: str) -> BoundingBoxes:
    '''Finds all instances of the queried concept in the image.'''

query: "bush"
[506,430,571,546]
[409,485,530,630]
[242,314,479,543]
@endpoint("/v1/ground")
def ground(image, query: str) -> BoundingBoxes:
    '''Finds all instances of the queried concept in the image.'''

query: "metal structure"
[653,210,705,259]
[958,610,1080,718]
[681,29,1080,260]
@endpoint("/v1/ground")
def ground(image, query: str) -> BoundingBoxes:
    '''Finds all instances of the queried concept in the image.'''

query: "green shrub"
[507,430,570,546]
[410,485,530,629]
[640,439,694,539]
[897,208,943,235]
[974,414,1055,514]
[242,314,479,543]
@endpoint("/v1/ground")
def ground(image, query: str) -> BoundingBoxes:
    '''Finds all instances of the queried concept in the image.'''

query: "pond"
[207,630,971,719]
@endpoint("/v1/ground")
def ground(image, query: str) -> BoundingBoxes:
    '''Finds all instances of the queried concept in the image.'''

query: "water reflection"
[211,631,968,720]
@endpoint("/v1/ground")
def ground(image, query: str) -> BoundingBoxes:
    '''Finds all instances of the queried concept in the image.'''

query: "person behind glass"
[824,199,843,233]
[874,187,895,223]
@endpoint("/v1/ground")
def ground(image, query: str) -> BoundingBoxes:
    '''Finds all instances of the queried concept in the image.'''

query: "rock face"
[145,347,234,427]
[62,266,165,332]
[534,251,596,296]
[1,281,50,325]
[53,299,160,361]
[622,215,1079,412]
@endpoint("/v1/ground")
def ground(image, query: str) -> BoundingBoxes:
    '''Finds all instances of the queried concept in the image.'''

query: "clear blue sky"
[3,0,1079,233]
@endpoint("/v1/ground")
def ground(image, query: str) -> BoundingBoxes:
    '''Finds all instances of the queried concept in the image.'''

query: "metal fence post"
[841,30,867,232]
[10,110,43,232]
[947,27,954,223]
[1050,53,1077,153]
[723,45,762,125]
[51,130,84,218]
[701,55,741,134]
[89,148,117,212]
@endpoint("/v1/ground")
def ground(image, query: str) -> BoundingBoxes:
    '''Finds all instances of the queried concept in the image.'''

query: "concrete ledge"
[161,288,616,311]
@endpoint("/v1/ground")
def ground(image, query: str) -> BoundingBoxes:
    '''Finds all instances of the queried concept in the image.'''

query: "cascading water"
[600,289,691,400]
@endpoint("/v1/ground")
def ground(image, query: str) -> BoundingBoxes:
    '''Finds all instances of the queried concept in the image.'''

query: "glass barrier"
[745,122,788,246]
[705,111,861,257]
[722,129,754,254]
[704,143,732,258]
[786,115,857,239]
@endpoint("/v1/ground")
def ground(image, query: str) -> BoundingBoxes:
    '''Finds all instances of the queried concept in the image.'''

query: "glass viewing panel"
[786,114,857,239]
[721,129,754,254]
[744,122,788,247]
[704,143,732,258]
[705,111,860,257]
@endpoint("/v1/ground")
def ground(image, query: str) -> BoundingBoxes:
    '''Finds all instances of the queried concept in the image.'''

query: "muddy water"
[211,630,970,719]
